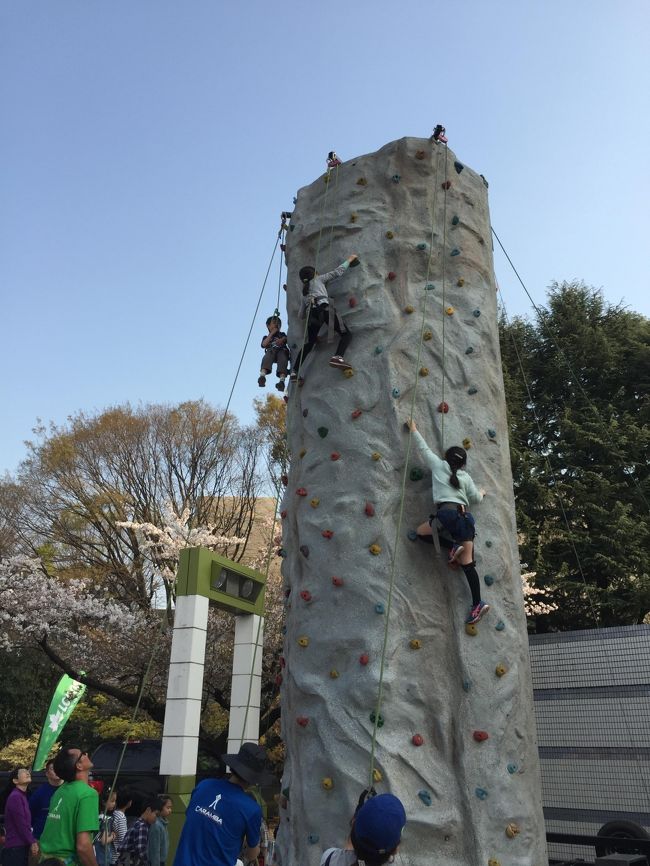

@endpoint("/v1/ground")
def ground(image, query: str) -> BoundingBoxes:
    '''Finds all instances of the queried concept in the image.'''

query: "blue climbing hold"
[488,429,496,438]
[468,386,478,395]
[496,621,505,632]
[473,309,481,317]
[425,282,435,291]
[318,426,329,438]
[278,548,287,558]
[308,834,320,844]
[465,347,474,355]
[484,574,495,586]
[375,602,385,614]
[293,197,297,204]
[451,248,460,257]
[507,763,518,775]
[462,679,472,692]
[475,788,488,800]
[392,174,401,183]
[407,529,418,541]
[454,161,464,174]
[300,545,310,558]
[451,215,460,226]
[418,790,432,806]
[417,242,428,251]
[375,346,383,354]
[392,388,400,398]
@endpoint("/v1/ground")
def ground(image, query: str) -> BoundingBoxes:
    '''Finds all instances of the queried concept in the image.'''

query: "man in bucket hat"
[173,743,274,866]
[320,792,406,866]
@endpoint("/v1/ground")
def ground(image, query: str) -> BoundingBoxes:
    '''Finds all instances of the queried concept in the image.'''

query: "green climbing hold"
[451,248,461,257]
[392,388,400,398]
[375,346,383,354]
[465,347,474,355]
[317,427,328,438]
[308,834,320,844]
[484,574,495,586]
[425,282,435,290]
[416,242,428,250]
[463,679,472,692]
[375,602,385,614]
[370,711,384,727]
[392,174,401,183]
[418,790,432,806]
[496,621,505,631]
[468,386,478,395]
[451,215,460,226]
[485,540,493,548]
[410,467,424,481]
[407,530,418,541]
[507,763,518,774]
[473,309,481,317]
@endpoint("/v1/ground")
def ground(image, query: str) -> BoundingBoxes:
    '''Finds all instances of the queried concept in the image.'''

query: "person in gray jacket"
[291,254,359,378]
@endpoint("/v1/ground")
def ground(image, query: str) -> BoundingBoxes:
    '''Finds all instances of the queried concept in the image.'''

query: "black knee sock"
[461,563,482,606]
[417,533,434,545]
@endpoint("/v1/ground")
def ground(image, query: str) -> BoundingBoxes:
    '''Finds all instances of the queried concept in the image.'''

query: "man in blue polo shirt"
[173,743,273,866]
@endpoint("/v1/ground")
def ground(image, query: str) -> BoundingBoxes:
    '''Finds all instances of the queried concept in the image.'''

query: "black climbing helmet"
[299,266,315,283]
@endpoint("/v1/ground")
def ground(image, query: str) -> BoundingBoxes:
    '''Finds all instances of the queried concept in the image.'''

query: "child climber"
[291,254,359,379]
[259,315,290,392]
[406,419,489,625]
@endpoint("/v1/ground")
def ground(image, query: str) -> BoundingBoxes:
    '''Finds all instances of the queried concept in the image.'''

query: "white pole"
[227,614,264,752]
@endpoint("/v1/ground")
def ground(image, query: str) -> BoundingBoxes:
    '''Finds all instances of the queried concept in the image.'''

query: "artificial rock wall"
[277,137,546,866]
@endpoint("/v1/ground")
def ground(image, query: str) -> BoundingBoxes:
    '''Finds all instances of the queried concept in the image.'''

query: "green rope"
[368,145,442,787]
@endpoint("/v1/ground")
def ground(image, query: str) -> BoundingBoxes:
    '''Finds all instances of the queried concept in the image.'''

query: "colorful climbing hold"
[463,437,472,449]
[451,248,460,257]
[351,409,363,419]
[415,149,426,160]
[296,716,309,727]
[457,277,465,287]
[371,451,382,460]
[410,467,424,481]
[375,602,385,614]
[507,763,518,775]
[300,545,309,558]
[387,271,397,281]
[296,487,307,496]
[299,448,306,458]
[369,711,384,728]
[495,663,508,678]
[277,548,287,558]
[465,623,478,636]
[423,330,432,341]
[473,730,489,742]
[317,427,328,438]
[321,530,334,539]
[322,777,334,790]
[281,509,288,519]
[332,576,344,587]
[350,213,358,223]
[409,638,422,650]
[465,346,474,355]
[407,530,418,541]
[298,636,309,647]
[329,669,339,678]
[404,305,414,314]
[485,540,493,548]
[418,790,432,806]
[302,408,309,417]
[475,788,488,800]
[385,230,394,239]
[462,679,472,692]
[375,346,383,354]
[416,242,428,251]
[369,544,381,556]
[419,366,429,377]
[412,734,424,746]
[438,401,449,413]
[308,834,320,845]
[310,498,320,508]
[356,177,367,186]
[373,768,383,783]
[391,174,401,183]
[488,429,496,439]
[454,161,464,174]
[442,180,451,190]
[343,368,354,378]
[275,673,283,686]
[445,306,455,316]
[426,282,435,290]
[364,501,375,517]
[331,452,341,460]
[391,388,400,398]
[488,860,500,866]
[505,823,519,839]
[451,215,460,226]
[348,297,357,308]
[468,386,478,395]
[359,653,370,665]
[495,621,505,632]
[484,574,494,586]
[473,309,481,317]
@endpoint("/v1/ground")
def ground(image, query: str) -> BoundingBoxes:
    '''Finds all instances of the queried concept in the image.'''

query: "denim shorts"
[431,508,476,543]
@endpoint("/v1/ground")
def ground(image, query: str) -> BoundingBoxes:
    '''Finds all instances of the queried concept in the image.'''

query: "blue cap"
[353,793,406,855]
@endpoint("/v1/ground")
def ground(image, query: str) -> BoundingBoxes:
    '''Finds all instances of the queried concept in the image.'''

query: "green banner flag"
[33,674,86,770]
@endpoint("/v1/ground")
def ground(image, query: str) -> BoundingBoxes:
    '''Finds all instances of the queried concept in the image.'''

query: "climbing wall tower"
[277,137,546,866]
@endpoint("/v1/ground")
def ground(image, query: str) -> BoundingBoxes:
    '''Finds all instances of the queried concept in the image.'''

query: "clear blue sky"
[2,0,649,474]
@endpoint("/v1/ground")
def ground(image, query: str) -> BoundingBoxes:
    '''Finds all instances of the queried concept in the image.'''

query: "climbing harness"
[327,151,342,168]
[432,124,448,144]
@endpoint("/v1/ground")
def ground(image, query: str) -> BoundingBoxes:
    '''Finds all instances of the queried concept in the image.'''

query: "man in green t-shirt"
[40,746,100,866]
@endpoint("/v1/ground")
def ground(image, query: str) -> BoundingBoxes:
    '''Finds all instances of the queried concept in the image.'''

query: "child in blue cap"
[320,792,406,866]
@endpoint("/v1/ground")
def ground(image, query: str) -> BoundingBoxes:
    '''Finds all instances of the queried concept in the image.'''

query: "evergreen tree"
[500,281,650,630]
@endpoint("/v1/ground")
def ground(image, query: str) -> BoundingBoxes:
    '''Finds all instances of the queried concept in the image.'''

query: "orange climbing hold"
[495,663,508,677]
[505,824,519,839]
[322,777,334,789]
[371,452,382,461]
[457,278,465,287]
[409,639,422,649]
[462,438,472,449]
[404,305,415,314]
[445,306,455,316]
[369,544,381,555]
[329,669,339,678]
[310,497,320,508]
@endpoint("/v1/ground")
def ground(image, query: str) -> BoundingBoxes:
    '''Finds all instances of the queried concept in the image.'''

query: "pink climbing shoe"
[466,602,490,625]
[329,355,352,370]
[448,544,464,566]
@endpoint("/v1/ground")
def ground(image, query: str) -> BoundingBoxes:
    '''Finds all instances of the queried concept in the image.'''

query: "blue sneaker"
[466,601,490,624]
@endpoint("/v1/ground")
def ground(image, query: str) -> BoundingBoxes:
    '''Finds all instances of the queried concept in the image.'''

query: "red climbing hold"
[279,656,286,667]
[365,502,375,517]
[281,475,288,486]
[296,488,308,496]
[296,716,309,727]
[387,272,397,281]
[275,674,283,686]
[322,530,334,539]
[351,409,362,419]
[412,734,424,746]
[332,576,344,587]
[442,180,452,190]
[281,509,288,519]
[331,452,341,461]
[300,590,312,603]
[359,653,369,666]
[473,730,489,742]
[349,297,357,308]
[437,402,449,414]
[280,244,286,252]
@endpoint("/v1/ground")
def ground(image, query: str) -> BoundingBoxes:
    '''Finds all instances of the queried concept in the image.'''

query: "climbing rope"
[440,143,449,448]
[367,143,443,788]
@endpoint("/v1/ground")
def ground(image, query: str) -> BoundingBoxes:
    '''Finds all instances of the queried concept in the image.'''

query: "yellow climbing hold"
[371,452,382,461]
[369,544,382,555]
[423,330,432,341]
[329,669,339,679]
[410,639,422,650]
[463,438,472,449]
[385,231,394,239]
[457,278,465,287]
[298,636,309,647]
[445,306,455,316]
[419,367,429,377]
[488,860,501,866]
[372,768,382,783]
[322,777,334,790]
[356,177,367,186]
[465,623,478,636]
[350,213,358,223]
[404,305,414,314]
[505,823,519,839]
[310,498,320,508]
[343,368,354,378]
[495,663,508,677]
[299,448,306,458]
